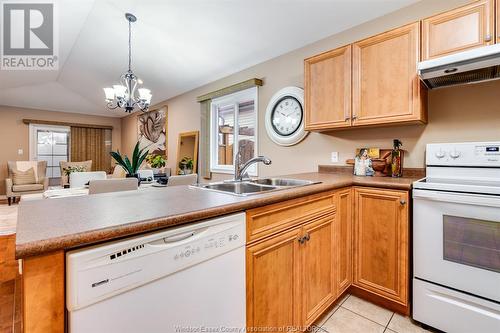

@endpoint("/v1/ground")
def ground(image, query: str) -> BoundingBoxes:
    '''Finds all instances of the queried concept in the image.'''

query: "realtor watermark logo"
[1,1,58,70]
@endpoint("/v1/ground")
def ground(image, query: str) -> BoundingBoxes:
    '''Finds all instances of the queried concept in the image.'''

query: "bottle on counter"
[391,139,403,177]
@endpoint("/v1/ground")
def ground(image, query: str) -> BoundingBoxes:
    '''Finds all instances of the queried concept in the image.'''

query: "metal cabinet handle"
[298,233,311,244]
[485,34,492,42]
[352,115,357,120]
[400,199,406,205]
[344,116,350,122]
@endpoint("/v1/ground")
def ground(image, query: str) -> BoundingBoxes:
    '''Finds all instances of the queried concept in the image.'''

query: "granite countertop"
[15,171,421,258]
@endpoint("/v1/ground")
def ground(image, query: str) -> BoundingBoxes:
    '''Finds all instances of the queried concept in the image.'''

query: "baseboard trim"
[349,285,410,316]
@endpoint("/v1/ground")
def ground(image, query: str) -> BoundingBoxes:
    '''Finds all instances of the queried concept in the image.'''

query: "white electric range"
[412,142,500,333]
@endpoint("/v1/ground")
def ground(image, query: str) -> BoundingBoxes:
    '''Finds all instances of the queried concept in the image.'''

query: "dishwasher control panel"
[173,232,242,260]
[66,213,245,311]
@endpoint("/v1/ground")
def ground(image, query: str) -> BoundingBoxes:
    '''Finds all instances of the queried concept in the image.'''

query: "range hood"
[418,43,500,89]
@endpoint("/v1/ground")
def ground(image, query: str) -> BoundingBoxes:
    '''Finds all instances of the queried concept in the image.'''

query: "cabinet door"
[336,188,352,297]
[300,214,336,326]
[352,22,425,127]
[304,45,351,130]
[353,187,409,306]
[246,227,302,332]
[422,0,494,60]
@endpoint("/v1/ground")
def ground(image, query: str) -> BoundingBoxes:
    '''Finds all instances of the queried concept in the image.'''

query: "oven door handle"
[413,189,500,208]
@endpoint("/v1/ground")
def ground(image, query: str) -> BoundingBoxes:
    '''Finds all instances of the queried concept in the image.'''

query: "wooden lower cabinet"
[353,187,409,312]
[22,251,65,333]
[246,191,337,331]
[336,188,352,297]
[247,187,410,330]
[246,226,302,331]
[301,214,336,326]
[246,213,336,331]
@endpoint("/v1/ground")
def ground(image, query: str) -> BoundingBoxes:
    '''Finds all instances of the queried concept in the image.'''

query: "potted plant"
[146,154,166,174]
[110,142,149,184]
[62,165,87,188]
[178,156,194,175]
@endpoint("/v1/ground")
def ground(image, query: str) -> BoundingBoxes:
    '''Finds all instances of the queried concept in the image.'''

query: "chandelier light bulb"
[103,87,115,101]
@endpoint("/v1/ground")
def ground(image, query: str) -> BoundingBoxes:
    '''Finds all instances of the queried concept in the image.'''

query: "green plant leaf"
[131,142,140,173]
[123,156,133,174]
[110,150,129,172]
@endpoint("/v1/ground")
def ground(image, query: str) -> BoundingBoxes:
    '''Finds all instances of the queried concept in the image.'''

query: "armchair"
[6,161,48,205]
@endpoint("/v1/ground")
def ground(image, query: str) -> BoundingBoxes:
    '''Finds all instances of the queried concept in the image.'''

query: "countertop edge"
[15,177,415,259]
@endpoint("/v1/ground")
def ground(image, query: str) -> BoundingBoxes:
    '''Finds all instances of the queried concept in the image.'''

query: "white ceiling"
[0,0,420,117]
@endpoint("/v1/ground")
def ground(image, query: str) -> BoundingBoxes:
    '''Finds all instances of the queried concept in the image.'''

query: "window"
[210,87,258,175]
[29,124,70,178]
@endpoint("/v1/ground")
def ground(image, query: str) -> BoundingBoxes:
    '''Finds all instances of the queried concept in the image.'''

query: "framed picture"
[137,107,168,157]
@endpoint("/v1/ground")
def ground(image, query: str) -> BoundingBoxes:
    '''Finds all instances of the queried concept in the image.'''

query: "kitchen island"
[16,170,421,333]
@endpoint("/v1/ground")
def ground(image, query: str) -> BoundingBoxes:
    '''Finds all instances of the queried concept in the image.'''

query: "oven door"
[413,189,500,302]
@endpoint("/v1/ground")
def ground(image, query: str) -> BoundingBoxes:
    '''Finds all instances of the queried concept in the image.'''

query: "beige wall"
[0,106,121,195]
[123,0,500,178]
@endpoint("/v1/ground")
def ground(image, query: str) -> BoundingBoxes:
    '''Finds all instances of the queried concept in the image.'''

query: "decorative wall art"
[137,107,167,157]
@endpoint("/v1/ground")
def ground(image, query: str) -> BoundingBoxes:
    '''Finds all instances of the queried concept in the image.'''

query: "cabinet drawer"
[246,191,336,243]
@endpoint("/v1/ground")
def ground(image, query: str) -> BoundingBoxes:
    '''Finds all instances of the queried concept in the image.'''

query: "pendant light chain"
[128,19,132,72]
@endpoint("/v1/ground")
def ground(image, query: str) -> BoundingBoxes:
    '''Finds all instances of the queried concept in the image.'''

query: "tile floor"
[315,294,433,333]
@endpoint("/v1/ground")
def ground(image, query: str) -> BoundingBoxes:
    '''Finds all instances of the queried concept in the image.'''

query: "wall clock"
[265,86,308,146]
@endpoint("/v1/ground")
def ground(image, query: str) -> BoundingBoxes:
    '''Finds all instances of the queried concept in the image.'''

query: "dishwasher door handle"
[147,227,210,246]
[162,231,196,243]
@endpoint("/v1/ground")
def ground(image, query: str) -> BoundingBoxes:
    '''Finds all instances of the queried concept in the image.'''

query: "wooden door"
[352,22,426,127]
[300,214,336,326]
[352,23,426,126]
[304,45,352,130]
[422,0,494,60]
[336,188,352,297]
[246,227,302,332]
[353,187,409,306]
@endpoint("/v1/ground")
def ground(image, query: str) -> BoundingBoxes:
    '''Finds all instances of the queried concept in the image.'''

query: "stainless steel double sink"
[193,178,321,196]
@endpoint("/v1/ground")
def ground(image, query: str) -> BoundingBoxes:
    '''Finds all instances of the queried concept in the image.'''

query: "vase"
[126,173,141,186]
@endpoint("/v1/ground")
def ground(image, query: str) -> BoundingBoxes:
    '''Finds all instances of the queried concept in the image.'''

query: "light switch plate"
[331,152,339,163]
[17,149,23,155]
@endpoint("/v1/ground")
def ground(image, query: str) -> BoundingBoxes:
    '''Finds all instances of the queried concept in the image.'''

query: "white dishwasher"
[66,213,246,333]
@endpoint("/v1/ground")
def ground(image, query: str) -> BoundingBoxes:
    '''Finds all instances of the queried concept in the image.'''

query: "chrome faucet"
[234,151,272,181]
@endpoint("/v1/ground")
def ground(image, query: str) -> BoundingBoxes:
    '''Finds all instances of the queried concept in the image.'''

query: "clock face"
[271,96,303,136]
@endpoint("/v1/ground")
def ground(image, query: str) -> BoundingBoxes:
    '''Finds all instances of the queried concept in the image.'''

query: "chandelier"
[103,13,151,113]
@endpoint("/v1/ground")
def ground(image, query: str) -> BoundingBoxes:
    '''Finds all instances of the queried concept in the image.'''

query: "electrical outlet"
[17,149,23,155]
[331,152,339,163]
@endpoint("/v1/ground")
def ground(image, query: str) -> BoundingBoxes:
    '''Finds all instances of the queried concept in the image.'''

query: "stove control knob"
[435,150,446,159]
[450,150,461,159]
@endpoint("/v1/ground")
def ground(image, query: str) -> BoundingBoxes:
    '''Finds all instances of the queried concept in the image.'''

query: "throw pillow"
[12,167,36,185]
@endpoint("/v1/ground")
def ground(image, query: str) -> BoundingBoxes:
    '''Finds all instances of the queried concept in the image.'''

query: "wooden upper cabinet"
[336,188,352,297]
[352,22,426,127]
[304,45,352,130]
[301,214,336,326]
[246,227,302,332]
[422,0,494,60]
[353,187,409,308]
